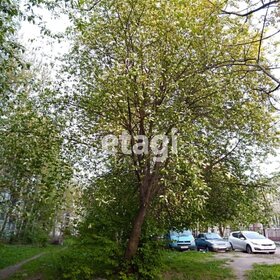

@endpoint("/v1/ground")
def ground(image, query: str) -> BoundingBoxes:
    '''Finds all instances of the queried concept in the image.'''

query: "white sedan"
[228,231,276,254]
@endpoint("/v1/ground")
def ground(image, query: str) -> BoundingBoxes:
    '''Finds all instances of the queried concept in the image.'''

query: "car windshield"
[205,233,222,240]
[243,232,266,239]
[170,230,192,237]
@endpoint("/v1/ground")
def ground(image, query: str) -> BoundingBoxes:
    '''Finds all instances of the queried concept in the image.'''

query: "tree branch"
[257,6,269,63]
[222,0,280,17]
[80,0,102,11]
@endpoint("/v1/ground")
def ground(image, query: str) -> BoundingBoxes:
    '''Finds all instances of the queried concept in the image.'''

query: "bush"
[57,235,122,280]
[129,240,163,280]
[22,228,49,246]
[57,237,163,280]
[8,226,49,246]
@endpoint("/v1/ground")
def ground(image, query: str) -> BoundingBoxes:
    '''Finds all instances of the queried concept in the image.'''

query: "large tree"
[65,0,279,260]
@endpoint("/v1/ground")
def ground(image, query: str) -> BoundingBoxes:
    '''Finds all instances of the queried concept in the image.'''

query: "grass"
[247,264,280,280]
[161,250,235,280]
[1,245,235,280]
[9,246,64,280]
[0,244,48,269]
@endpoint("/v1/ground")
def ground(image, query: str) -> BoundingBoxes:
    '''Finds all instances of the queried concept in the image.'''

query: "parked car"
[229,231,276,254]
[167,229,196,251]
[195,233,232,252]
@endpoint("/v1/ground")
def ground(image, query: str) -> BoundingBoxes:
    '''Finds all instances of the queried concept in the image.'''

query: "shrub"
[22,227,49,246]
[57,235,121,280]
[129,240,163,280]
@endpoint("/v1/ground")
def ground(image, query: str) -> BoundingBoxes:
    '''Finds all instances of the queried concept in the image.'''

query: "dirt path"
[0,253,45,280]
[215,248,280,280]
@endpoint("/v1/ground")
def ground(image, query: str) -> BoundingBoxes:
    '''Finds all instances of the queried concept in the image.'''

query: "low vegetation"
[1,244,234,280]
[247,264,280,280]
[9,246,64,280]
[0,244,47,269]
[161,251,234,280]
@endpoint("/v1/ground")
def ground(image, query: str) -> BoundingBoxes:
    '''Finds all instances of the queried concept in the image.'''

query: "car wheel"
[246,245,253,254]
[230,243,235,251]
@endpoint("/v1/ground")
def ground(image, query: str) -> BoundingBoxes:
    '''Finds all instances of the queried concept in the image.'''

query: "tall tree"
[66,0,279,260]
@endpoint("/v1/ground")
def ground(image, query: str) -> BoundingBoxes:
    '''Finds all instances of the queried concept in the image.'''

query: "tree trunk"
[124,204,148,260]
[218,224,224,237]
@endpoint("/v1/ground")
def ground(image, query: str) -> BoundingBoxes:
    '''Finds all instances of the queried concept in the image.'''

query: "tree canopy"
[64,0,280,261]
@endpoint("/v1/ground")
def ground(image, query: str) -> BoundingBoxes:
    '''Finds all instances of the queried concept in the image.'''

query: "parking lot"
[215,248,280,279]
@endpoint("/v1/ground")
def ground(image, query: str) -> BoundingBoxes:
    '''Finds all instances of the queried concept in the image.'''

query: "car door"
[238,232,247,251]
[233,232,246,250]
[230,232,240,249]
[196,234,206,250]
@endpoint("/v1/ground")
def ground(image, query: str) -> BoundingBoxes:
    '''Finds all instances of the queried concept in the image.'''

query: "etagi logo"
[102,128,178,162]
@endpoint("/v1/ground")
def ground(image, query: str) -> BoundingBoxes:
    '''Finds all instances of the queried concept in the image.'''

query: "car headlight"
[251,242,259,245]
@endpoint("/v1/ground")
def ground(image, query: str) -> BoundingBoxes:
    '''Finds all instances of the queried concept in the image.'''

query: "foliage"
[200,170,276,234]
[0,0,280,278]
[57,237,121,280]
[80,162,138,243]
[78,162,165,279]
[64,0,280,262]
[0,0,73,243]
[129,240,164,280]
[0,96,72,242]
[21,225,50,246]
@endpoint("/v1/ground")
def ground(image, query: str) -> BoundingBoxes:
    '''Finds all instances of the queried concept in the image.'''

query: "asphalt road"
[215,248,280,280]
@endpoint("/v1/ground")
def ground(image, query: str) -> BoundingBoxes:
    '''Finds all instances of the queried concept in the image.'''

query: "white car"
[229,231,276,254]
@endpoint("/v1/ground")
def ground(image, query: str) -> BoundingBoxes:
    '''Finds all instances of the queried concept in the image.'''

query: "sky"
[19,6,71,78]
[18,2,280,177]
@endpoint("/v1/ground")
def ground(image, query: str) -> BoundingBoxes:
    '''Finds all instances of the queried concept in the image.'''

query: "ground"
[215,248,280,280]
[161,250,234,280]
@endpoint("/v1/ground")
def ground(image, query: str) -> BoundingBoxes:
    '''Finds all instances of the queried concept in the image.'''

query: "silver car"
[229,231,276,254]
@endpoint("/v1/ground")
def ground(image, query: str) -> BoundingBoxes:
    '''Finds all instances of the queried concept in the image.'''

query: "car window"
[243,232,266,239]
[205,233,222,240]
[170,230,192,237]
[232,233,239,238]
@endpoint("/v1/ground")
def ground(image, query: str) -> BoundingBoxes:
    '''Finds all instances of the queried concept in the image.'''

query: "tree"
[0,0,73,241]
[65,0,279,260]
[0,93,72,241]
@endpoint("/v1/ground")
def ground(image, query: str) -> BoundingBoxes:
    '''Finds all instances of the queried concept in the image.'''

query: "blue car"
[167,229,196,251]
[195,233,232,252]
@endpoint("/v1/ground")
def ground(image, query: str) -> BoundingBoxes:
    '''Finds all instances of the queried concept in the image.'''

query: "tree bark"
[124,203,148,260]
[218,224,224,237]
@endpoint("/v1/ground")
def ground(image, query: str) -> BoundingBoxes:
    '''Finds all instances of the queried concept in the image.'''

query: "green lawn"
[161,251,235,280]
[0,244,47,269]
[2,246,235,280]
[247,264,280,280]
[9,246,63,280]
